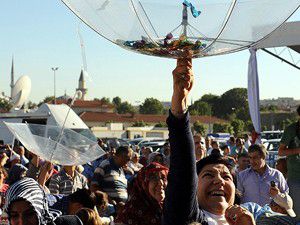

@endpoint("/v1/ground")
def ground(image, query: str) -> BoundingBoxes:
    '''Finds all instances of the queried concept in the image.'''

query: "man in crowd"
[237,144,289,206]
[193,134,206,161]
[91,146,132,203]
[49,165,88,195]
[236,152,250,173]
[279,105,300,218]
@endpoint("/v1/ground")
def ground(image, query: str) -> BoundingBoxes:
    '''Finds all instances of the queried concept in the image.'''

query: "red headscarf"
[116,162,169,225]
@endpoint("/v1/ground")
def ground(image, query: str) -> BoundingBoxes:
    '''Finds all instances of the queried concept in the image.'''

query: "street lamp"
[51,67,59,104]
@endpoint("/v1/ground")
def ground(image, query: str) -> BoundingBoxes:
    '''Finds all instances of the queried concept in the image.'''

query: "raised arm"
[163,58,203,225]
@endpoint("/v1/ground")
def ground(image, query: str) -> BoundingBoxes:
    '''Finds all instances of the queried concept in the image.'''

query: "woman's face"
[9,200,39,225]
[197,164,235,215]
[153,155,164,165]
[148,171,168,204]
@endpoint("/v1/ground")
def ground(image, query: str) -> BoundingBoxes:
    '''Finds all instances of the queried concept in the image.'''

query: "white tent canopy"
[255,21,300,53]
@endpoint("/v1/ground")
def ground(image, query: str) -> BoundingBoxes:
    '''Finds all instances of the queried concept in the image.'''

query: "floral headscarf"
[116,162,169,225]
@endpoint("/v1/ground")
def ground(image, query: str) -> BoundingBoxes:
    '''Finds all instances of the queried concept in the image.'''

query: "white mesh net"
[4,123,105,166]
[61,0,300,58]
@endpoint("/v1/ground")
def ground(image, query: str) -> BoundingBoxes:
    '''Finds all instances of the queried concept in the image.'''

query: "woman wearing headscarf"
[4,177,83,225]
[116,162,169,225]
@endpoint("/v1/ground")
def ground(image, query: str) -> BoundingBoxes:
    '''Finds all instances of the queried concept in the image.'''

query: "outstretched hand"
[171,57,194,116]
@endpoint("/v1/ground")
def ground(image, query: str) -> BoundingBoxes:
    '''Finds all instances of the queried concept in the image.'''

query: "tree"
[213,123,233,134]
[117,102,136,114]
[0,98,12,112]
[38,96,55,106]
[214,88,249,119]
[139,98,164,115]
[193,121,206,135]
[26,101,37,109]
[99,97,110,104]
[189,100,211,116]
[132,121,147,127]
[112,96,121,107]
[200,94,220,115]
[155,122,167,128]
[231,119,245,136]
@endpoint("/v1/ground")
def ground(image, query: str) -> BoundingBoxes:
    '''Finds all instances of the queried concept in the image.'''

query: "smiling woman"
[116,162,169,225]
[162,58,255,225]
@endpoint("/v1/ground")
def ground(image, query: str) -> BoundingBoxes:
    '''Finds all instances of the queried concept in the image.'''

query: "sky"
[1,0,300,105]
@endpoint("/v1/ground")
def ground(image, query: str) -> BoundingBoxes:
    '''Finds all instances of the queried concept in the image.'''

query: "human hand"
[0,153,9,167]
[171,56,194,116]
[225,205,255,225]
[269,185,280,197]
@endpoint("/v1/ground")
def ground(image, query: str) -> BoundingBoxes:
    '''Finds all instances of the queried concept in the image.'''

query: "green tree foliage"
[189,100,211,116]
[214,88,249,120]
[0,98,12,112]
[99,97,110,104]
[139,98,164,115]
[132,121,147,127]
[245,120,255,132]
[213,123,233,134]
[38,96,55,106]
[155,122,167,128]
[112,96,121,107]
[117,102,136,114]
[200,94,220,115]
[231,119,245,136]
[26,101,37,109]
[280,118,294,130]
[193,121,206,135]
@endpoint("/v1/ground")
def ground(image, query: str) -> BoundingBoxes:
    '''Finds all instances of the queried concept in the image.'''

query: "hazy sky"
[1,0,300,105]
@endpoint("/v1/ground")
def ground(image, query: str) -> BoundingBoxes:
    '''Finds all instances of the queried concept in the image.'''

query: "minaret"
[10,56,15,98]
[76,69,87,100]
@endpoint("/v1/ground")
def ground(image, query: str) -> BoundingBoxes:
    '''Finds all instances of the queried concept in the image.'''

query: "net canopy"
[5,123,105,166]
[61,0,300,59]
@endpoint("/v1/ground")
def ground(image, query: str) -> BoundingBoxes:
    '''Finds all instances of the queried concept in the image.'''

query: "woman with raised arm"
[162,58,256,225]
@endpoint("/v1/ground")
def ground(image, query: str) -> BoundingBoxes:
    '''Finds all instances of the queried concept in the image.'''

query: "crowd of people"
[0,57,298,225]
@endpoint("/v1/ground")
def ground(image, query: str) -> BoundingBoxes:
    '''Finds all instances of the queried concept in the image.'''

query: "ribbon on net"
[183,0,201,18]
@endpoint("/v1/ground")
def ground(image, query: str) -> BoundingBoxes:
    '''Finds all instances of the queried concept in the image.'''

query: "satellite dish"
[11,75,31,109]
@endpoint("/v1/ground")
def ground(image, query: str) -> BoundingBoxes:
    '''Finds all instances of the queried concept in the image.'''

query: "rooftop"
[80,111,227,124]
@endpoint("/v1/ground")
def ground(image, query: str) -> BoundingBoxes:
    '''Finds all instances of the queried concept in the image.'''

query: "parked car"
[130,137,165,148]
[139,141,166,152]
[263,139,281,168]
[103,138,130,150]
[261,130,283,140]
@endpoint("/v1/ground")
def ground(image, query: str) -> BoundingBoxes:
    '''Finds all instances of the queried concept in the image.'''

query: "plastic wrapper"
[4,123,105,166]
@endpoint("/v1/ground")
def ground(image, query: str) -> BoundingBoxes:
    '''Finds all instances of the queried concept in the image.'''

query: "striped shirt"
[91,158,128,203]
[49,169,88,195]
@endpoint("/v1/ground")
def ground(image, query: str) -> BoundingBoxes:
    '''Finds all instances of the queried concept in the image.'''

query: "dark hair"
[297,105,300,116]
[115,146,131,156]
[237,152,249,159]
[229,136,236,143]
[76,208,102,225]
[196,154,233,175]
[248,144,267,159]
[93,191,109,208]
[220,145,229,151]
[68,189,96,209]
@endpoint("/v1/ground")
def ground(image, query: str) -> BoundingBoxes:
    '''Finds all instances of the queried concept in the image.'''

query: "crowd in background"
[0,58,299,225]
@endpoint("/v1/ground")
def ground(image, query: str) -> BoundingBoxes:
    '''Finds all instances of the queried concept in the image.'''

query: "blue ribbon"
[183,0,201,18]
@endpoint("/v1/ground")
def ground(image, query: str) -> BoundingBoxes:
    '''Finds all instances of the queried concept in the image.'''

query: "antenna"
[78,25,88,72]
[10,56,15,98]
[10,76,31,109]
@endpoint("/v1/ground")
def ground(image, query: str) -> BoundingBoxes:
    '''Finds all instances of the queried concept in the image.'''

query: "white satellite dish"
[11,75,31,109]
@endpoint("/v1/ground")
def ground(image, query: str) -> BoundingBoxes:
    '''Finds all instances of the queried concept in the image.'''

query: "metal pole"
[261,48,300,71]
[182,4,188,36]
[51,67,59,104]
